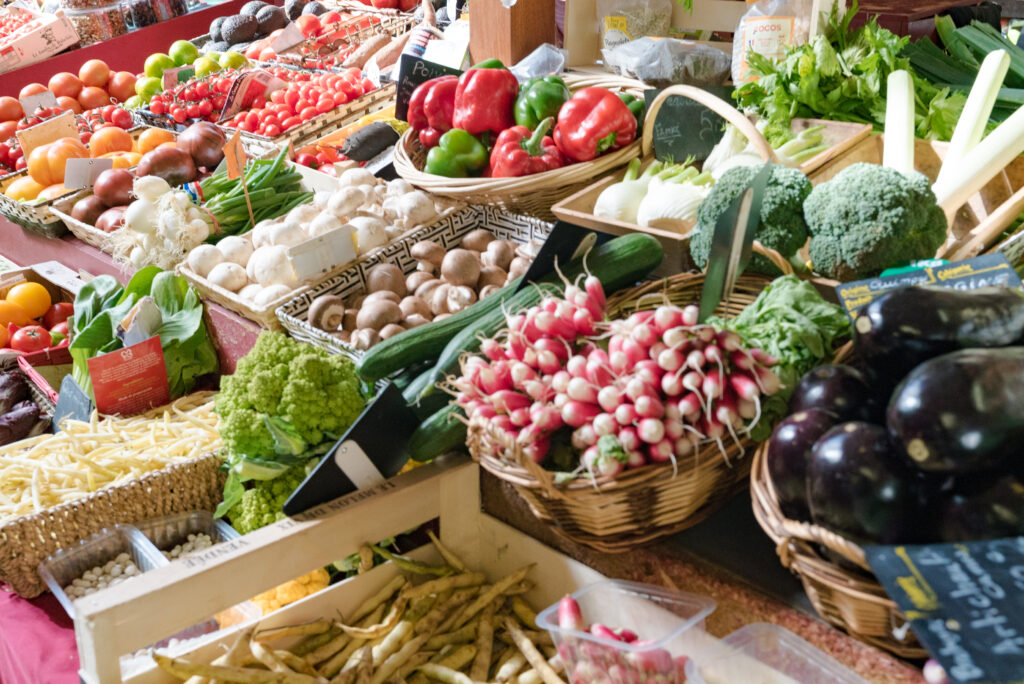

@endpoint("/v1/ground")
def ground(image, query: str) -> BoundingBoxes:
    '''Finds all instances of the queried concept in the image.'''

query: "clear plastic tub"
[37,525,167,620]
[686,623,869,684]
[536,579,716,684]
[132,510,239,561]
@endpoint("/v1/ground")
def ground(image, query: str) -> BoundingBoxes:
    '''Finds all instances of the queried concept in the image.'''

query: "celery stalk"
[883,70,916,176]
[936,50,1010,188]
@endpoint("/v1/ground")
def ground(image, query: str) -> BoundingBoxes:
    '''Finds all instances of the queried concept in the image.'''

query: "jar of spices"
[57,0,110,11]
[166,0,188,17]
[64,3,129,45]
[124,0,175,27]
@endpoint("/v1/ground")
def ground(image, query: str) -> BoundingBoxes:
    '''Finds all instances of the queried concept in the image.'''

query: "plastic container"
[536,579,716,683]
[38,525,167,620]
[132,510,239,560]
[686,623,869,684]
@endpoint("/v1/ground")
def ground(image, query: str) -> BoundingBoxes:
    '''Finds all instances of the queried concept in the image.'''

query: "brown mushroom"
[342,308,359,331]
[446,285,477,313]
[379,323,406,340]
[476,266,507,290]
[508,256,530,280]
[356,300,403,330]
[441,249,481,288]
[482,240,516,271]
[307,294,346,331]
[399,296,431,319]
[405,313,431,328]
[415,278,445,299]
[429,284,452,316]
[366,263,407,297]
[331,330,352,343]
[479,284,502,300]
[406,271,434,293]
[352,328,381,350]
[364,290,401,305]
[461,229,496,252]
[411,240,445,273]
[433,313,452,322]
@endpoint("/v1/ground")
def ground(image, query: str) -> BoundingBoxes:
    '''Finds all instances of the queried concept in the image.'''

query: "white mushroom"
[396,191,438,230]
[265,222,307,248]
[238,283,263,300]
[252,283,295,307]
[327,187,366,218]
[207,262,248,292]
[339,167,377,187]
[386,178,414,197]
[216,235,253,267]
[187,244,224,278]
[248,245,296,287]
[251,219,279,248]
[308,212,345,238]
[350,216,388,254]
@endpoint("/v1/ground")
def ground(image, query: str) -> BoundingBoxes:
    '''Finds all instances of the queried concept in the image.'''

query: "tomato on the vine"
[10,325,51,353]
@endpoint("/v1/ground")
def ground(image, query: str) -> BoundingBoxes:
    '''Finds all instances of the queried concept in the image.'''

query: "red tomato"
[315,98,334,114]
[264,124,281,137]
[270,89,286,105]
[42,302,73,328]
[321,10,341,24]
[101,104,118,122]
[11,325,51,352]
[244,111,260,129]
[331,92,348,106]
[111,108,133,129]
[284,89,301,110]
[281,116,301,130]
[299,106,317,122]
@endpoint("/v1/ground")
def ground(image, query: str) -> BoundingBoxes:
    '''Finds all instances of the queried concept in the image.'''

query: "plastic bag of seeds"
[597,0,672,51]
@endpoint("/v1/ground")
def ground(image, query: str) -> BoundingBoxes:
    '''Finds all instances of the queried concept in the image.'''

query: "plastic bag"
[603,37,731,88]
[731,0,812,84]
[596,0,672,51]
[511,43,568,82]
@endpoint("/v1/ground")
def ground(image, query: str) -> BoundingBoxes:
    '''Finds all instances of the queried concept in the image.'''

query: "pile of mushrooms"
[307,229,542,350]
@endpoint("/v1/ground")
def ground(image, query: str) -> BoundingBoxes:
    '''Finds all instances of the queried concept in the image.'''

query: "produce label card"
[162,65,196,91]
[643,86,732,163]
[835,254,1022,318]
[19,89,58,113]
[15,110,77,156]
[223,131,248,181]
[269,22,305,54]
[63,157,113,190]
[288,224,356,281]
[865,539,1024,682]
[394,54,462,122]
[87,336,170,416]
[219,70,287,122]
[51,375,93,434]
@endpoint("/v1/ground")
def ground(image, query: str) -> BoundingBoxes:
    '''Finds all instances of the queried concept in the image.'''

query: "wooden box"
[468,0,558,65]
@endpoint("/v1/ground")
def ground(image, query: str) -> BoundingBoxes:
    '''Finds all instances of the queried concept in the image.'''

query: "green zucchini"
[408,404,467,463]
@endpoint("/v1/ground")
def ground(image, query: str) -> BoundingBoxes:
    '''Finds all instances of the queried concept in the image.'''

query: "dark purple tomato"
[788,365,881,423]
[767,409,838,521]
[933,474,1024,543]
[807,422,913,545]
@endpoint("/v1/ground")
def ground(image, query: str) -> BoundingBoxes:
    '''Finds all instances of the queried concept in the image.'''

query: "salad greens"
[69,266,219,400]
[734,1,967,141]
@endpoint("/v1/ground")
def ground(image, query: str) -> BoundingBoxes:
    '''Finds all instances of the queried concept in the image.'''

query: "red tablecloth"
[0,590,77,684]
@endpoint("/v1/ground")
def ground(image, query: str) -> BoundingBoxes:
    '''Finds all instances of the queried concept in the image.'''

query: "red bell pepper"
[553,87,637,162]
[489,117,566,178]
[452,67,519,136]
[408,75,459,147]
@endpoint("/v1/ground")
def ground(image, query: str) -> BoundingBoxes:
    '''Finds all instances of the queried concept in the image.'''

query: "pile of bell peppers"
[406,61,645,179]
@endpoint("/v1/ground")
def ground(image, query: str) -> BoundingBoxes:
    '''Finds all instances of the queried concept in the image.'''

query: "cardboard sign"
[219,70,287,122]
[19,89,58,114]
[287,225,357,282]
[15,110,77,156]
[51,375,94,434]
[644,86,733,163]
[834,254,1023,318]
[269,22,305,54]
[866,538,1024,682]
[394,54,462,122]
[63,157,113,190]
[161,65,196,90]
[87,336,170,416]
[282,383,418,515]
[223,131,247,180]
[514,221,613,294]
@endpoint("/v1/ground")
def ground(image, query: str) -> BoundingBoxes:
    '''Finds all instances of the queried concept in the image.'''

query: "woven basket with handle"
[750,427,927,659]
[467,271,783,553]
[393,74,647,221]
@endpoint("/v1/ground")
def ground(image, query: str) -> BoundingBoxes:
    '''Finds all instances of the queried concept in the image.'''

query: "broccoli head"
[690,164,812,275]
[804,163,947,281]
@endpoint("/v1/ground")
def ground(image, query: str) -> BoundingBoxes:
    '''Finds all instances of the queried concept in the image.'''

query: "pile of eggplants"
[767,285,1024,547]
[0,372,50,446]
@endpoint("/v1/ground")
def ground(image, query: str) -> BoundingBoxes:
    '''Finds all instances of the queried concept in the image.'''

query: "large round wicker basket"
[467,272,777,553]
[393,74,647,221]
[750,440,927,658]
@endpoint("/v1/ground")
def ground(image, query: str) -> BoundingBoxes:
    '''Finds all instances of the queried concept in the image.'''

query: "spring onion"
[883,70,915,176]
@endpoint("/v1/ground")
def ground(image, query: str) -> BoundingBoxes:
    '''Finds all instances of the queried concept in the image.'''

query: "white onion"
[124,199,158,234]
[132,176,171,202]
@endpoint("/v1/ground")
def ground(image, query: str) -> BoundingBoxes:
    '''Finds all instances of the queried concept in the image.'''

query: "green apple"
[135,76,162,102]
[194,56,221,78]
[169,40,199,66]
[219,51,249,70]
[144,53,176,79]
[123,95,143,109]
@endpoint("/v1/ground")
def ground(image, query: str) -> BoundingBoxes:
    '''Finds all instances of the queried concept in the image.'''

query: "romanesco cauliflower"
[215,332,366,460]
[228,458,316,534]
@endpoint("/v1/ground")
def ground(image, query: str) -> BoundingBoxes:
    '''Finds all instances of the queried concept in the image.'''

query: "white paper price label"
[332,440,385,489]
[287,225,357,282]
[15,110,77,157]
[63,157,114,190]
[270,22,304,54]
[162,65,196,90]
[19,90,58,114]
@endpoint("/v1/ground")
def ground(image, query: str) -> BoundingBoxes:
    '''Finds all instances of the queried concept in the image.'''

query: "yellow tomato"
[6,282,51,320]
[0,300,30,327]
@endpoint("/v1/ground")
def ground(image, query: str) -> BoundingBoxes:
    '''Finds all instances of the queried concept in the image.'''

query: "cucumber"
[403,368,450,420]
[358,233,664,381]
[408,404,467,463]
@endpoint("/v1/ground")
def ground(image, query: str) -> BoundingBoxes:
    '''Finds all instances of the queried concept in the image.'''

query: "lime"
[219,51,249,69]
[144,53,176,79]
[135,76,162,102]
[169,40,200,66]
[194,56,221,78]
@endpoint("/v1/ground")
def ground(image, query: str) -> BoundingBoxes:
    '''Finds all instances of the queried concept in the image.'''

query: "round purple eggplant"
[767,409,838,521]
[888,347,1024,474]
[788,364,881,422]
[934,473,1024,542]
[807,422,913,545]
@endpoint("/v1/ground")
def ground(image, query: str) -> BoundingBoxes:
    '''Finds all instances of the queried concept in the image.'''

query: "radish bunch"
[451,274,780,478]
[556,595,689,684]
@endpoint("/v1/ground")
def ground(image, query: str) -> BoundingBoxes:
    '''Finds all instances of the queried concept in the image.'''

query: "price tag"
[63,157,114,190]
[270,22,305,54]
[51,375,94,434]
[287,225,357,282]
[394,53,462,121]
[644,86,733,163]
[219,69,286,122]
[162,65,196,90]
[223,131,247,180]
[87,336,171,416]
[15,110,77,157]
[19,90,58,114]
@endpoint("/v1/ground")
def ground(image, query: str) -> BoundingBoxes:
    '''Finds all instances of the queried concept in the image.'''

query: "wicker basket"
[468,272,778,553]
[0,170,80,238]
[750,441,927,659]
[393,74,646,221]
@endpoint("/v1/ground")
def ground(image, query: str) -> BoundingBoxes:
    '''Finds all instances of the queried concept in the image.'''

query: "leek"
[883,70,915,176]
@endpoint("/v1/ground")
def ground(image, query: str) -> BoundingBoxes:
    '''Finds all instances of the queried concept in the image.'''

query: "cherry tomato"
[238,120,254,133]
[299,106,317,122]
[41,302,74,328]
[101,104,118,122]
[186,104,202,119]
[244,111,260,129]
[50,320,70,338]
[195,82,210,99]
[10,325,51,353]
[111,108,133,128]
[281,116,301,130]
[150,101,166,115]
[263,124,281,137]
[14,155,26,169]
[315,98,333,114]
[361,78,375,93]
[171,107,187,123]
[331,92,348,107]
[284,89,300,110]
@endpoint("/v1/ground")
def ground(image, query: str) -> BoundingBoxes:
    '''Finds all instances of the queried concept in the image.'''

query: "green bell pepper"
[618,92,646,130]
[469,58,506,69]
[514,75,570,129]
[424,129,489,177]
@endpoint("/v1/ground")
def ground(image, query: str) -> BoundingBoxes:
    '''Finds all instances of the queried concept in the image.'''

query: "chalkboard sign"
[395,54,462,122]
[866,538,1024,682]
[515,221,614,293]
[51,375,93,434]
[643,86,733,163]
[835,253,1023,318]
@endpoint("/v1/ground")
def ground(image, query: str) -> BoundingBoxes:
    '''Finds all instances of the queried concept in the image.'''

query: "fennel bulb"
[593,159,663,223]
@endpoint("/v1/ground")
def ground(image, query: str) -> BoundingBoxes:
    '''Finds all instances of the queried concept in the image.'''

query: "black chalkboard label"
[395,54,462,122]
[515,221,614,293]
[866,538,1024,682]
[835,254,1023,318]
[51,375,93,433]
[644,86,733,163]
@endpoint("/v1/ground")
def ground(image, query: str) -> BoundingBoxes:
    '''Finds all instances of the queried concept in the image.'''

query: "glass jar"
[168,0,188,17]
[124,0,176,27]
[64,3,129,45]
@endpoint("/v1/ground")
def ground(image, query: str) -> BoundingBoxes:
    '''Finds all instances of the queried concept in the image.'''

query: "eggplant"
[0,400,40,446]
[767,409,838,521]
[888,347,1024,474]
[341,122,400,162]
[787,364,881,422]
[928,474,1024,542]
[807,422,914,545]
[0,372,28,415]
[853,286,1024,387]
